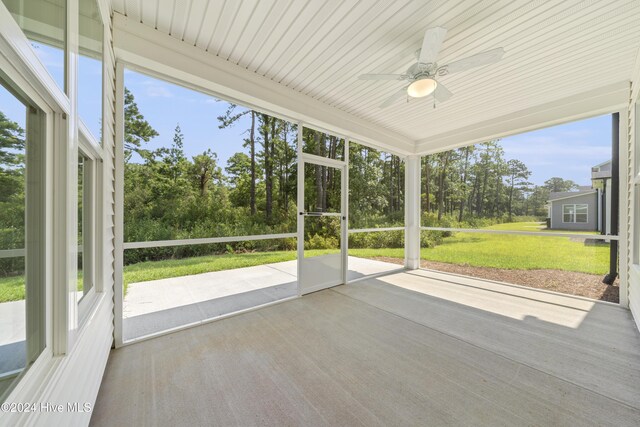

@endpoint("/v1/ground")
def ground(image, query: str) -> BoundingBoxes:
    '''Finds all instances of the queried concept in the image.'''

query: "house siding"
[629,64,639,326]
[549,193,598,231]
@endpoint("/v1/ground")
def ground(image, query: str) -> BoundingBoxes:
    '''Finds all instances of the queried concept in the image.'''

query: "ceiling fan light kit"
[358,26,504,108]
[407,77,437,98]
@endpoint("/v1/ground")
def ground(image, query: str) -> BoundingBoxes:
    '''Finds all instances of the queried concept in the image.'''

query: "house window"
[79,0,104,142]
[2,0,67,94]
[0,77,46,400]
[563,204,588,223]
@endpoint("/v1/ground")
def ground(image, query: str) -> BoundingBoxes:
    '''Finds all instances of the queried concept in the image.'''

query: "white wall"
[0,1,116,425]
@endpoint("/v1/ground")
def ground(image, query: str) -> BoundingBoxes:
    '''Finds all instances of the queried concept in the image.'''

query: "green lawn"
[0,222,609,303]
[419,222,608,274]
[0,275,27,304]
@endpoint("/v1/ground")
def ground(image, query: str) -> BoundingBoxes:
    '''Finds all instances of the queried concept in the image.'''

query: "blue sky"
[0,49,612,188]
[124,68,252,165]
[499,115,611,186]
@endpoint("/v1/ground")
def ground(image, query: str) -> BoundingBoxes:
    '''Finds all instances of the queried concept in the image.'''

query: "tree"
[218,105,257,215]
[457,146,473,222]
[544,177,578,192]
[124,88,159,161]
[0,111,25,168]
[0,111,25,245]
[505,159,532,220]
[192,149,218,197]
[260,114,274,220]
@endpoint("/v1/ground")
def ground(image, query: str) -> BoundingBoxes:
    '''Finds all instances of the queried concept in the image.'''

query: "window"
[2,0,67,93]
[79,0,103,140]
[77,144,97,321]
[0,78,46,400]
[563,204,588,223]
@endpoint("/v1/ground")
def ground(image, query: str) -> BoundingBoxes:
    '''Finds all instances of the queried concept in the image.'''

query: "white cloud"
[144,83,173,98]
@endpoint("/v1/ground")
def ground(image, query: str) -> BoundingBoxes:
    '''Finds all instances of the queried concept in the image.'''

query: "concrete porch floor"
[123,256,402,341]
[95,269,640,426]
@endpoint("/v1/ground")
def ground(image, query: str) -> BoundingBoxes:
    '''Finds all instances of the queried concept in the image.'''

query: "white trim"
[420,227,619,240]
[0,1,71,115]
[342,141,349,285]
[349,227,405,234]
[299,152,346,169]
[298,154,347,294]
[296,122,304,298]
[618,109,629,308]
[548,191,597,203]
[78,119,103,159]
[405,155,421,269]
[123,233,297,250]
[302,212,342,217]
[0,249,25,259]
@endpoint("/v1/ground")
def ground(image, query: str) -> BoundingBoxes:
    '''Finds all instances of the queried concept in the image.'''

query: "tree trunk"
[314,131,324,211]
[494,170,501,216]
[508,174,515,221]
[458,147,470,222]
[437,152,450,221]
[282,125,289,211]
[479,170,488,216]
[263,114,273,220]
[424,157,430,213]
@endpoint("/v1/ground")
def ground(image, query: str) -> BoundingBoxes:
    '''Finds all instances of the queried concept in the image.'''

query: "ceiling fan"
[359,27,504,108]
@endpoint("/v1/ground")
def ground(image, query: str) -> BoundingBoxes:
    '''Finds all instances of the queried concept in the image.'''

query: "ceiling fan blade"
[380,86,408,108]
[418,27,447,65]
[359,73,405,80]
[438,47,504,75]
[434,81,453,102]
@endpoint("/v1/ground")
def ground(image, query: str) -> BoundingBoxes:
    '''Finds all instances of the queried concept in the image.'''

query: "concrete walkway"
[123,257,402,341]
[0,300,26,374]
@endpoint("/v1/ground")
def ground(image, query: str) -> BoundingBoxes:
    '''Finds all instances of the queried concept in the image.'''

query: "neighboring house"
[547,160,612,232]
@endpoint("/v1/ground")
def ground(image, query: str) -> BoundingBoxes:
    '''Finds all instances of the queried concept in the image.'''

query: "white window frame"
[0,0,107,406]
[562,203,588,223]
[77,137,100,324]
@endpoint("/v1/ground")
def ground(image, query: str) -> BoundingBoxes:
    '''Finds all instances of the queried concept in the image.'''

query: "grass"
[0,272,84,304]
[420,222,609,274]
[0,222,609,303]
[0,275,27,303]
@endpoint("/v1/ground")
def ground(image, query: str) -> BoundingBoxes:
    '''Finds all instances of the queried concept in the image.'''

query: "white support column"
[405,155,421,269]
[296,123,304,297]
[342,141,349,285]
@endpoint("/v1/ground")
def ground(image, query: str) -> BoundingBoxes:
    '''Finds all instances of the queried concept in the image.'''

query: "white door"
[298,157,346,294]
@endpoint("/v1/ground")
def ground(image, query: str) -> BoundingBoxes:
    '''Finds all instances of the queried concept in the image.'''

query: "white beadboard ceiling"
[109,0,640,151]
